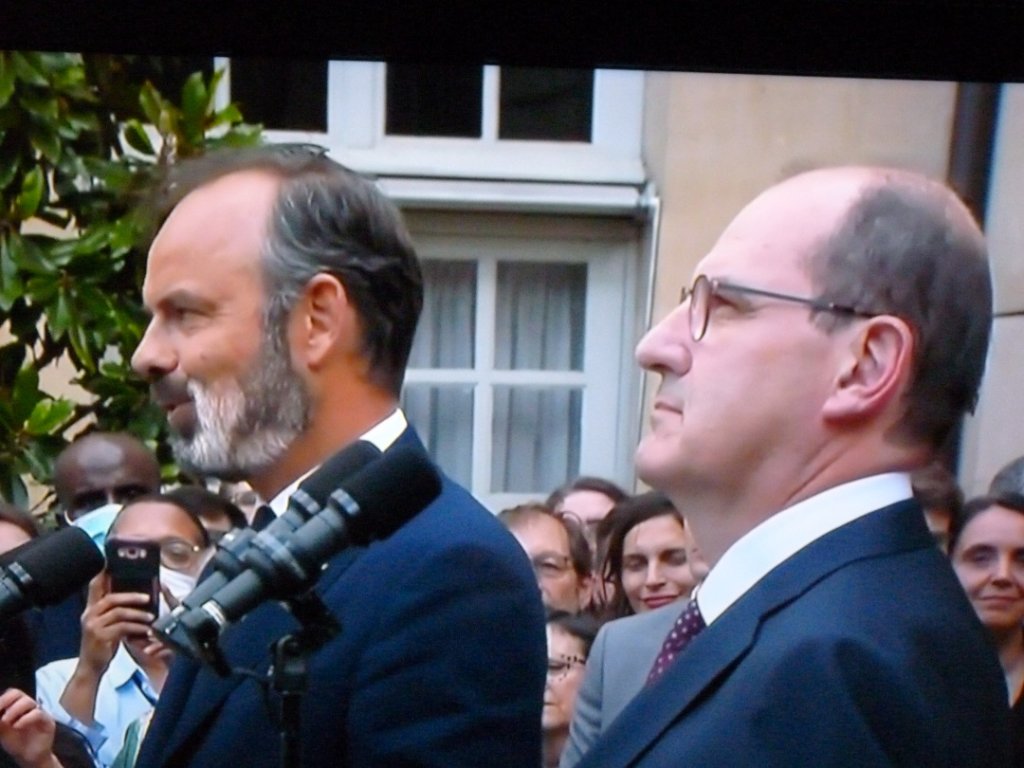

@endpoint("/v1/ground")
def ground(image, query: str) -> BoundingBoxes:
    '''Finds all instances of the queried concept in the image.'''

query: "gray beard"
[170,339,312,481]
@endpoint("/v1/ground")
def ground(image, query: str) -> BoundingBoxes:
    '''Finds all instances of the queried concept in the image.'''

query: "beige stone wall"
[960,83,1024,494]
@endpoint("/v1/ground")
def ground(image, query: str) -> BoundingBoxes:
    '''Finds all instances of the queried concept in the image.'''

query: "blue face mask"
[70,502,122,551]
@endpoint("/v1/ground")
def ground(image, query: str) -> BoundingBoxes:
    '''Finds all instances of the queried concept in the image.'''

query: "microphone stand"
[269,590,341,768]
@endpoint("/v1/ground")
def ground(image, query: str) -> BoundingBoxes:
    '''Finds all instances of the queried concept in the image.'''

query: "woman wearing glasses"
[35,489,233,768]
[543,611,602,768]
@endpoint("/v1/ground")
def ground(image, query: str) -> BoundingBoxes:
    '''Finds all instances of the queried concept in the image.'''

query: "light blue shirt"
[36,644,158,768]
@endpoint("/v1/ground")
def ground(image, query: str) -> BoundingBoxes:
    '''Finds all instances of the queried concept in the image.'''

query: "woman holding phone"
[34,489,231,768]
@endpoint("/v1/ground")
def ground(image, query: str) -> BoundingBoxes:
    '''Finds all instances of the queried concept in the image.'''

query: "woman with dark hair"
[543,611,602,768]
[595,493,704,620]
[949,492,1024,766]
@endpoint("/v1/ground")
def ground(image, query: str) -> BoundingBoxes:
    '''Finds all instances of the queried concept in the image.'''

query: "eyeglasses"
[531,555,574,581]
[680,274,879,342]
[546,655,587,681]
[153,537,206,573]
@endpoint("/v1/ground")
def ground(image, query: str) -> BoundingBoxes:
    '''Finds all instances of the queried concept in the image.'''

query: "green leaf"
[0,235,24,313]
[11,52,48,87]
[0,54,15,108]
[14,166,45,219]
[67,322,96,372]
[18,91,60,121]
[181,71,209,130]
[0,154,18,191]
[0,470,29,508]
[209,103,243,129]
[7,231,55,276]
[138,80,164,125]
[123,118,155,155]
[25,398,75,436]
[28,125,61,164]
[11,366,40,423]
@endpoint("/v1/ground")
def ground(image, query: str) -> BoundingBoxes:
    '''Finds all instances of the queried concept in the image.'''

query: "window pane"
[386,63,483,138]
[230,57,327,131]
[402,384,474,488]
[491,387,581,493]
[408,260,476,369]
[498,67,593,141]
[495,262,585,371]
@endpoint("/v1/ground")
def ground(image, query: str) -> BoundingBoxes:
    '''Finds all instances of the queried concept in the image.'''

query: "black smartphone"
[104,538,160,619]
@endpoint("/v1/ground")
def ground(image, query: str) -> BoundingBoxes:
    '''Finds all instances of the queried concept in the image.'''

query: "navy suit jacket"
[577,499,1012,767]
[135,429,547,768]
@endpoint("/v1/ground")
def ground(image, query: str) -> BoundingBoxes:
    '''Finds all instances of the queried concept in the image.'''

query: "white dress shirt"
[267,409,408,516]
[697,472,914,624]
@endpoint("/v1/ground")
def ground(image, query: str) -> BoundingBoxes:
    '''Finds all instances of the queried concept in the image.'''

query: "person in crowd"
[991,455,1024,497]
[39,434,163,667]
[0,615,96,768]
[53,434,161,526]
[160,486,247,544]
[575,167,1008,767]
[561,497,708,766]
[911,460,964,552]
[213,481,261,524]
[596,492,700,620]
[547,477,629,556]
[500,503,592,614]
[36,494,213,768]
[950,492,1024,766]
[128,144,545,768]
[543,611,602,768]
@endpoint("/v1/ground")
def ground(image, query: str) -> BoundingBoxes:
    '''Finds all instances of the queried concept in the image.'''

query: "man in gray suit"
[559,604,678,767]
[562,521,708,767]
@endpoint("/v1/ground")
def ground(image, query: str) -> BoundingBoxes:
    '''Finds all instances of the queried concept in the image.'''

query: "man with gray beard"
[130,145,546,768]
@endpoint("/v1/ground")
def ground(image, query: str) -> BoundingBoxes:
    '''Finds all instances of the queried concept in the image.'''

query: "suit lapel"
[582,499,930,767]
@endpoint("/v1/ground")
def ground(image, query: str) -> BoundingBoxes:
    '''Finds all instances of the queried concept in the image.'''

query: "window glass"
[498,67,594,141]
[408,259,477,369]
[386,63,483,137]
[491,387,582,493]
[495,262,586,371]
[230,57,328,131]
[402,384,474,488]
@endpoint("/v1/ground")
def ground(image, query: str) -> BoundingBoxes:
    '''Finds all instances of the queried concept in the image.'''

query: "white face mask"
[158,566,198,618]
[70,502,122,551]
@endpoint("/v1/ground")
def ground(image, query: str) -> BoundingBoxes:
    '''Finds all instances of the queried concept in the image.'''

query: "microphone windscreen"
[14,527,105,605]
[291,440,382,509]
[332,446,442,544]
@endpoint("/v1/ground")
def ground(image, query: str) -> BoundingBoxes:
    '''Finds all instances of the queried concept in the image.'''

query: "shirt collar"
[696,472,913,625]
[108,642,145,689]
[267,408,407,516]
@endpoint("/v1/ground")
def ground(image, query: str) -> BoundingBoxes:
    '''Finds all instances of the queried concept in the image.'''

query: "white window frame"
[403,212,645,512]
[214,58,645,185]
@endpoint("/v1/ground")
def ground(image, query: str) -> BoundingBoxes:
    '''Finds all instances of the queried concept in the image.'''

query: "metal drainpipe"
[944,82,1002,472]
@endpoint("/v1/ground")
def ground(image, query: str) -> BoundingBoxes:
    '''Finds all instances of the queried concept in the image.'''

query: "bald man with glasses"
[573,167,1010,768]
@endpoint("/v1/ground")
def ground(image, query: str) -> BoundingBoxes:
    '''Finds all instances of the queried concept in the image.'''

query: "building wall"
[961,83,1024,494]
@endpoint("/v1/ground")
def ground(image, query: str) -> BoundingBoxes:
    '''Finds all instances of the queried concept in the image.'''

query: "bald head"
[54,432,161,521]
[794,166,991,449]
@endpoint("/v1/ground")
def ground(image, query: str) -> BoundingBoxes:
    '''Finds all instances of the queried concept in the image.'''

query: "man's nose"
[635,304,693,374]
[132,320,175,380]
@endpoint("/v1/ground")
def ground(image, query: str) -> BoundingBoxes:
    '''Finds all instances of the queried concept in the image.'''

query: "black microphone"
[177,440,383,615]
[0,527,105,623]
[159,446,441,663]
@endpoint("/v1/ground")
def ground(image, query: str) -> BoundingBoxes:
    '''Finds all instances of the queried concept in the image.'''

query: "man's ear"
[822,316,916,423]
[289,273,360,370]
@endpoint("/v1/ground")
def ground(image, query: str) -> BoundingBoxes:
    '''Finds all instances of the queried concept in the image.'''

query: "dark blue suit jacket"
[577,499,1012,767]
[135,430,547,768]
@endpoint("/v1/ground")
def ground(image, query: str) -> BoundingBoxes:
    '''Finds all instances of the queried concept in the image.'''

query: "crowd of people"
[0,146,1020,767]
